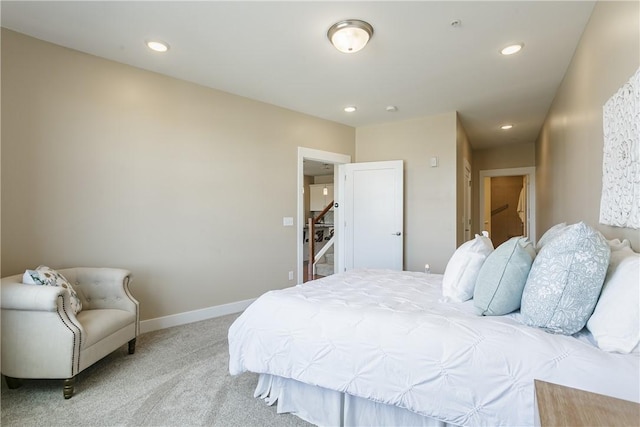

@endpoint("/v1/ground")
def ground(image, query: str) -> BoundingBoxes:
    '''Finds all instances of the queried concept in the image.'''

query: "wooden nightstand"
[534,380,640,426]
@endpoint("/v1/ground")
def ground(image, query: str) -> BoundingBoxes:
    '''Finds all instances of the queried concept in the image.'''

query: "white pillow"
[587,247,640,353]
[606,238,632,252]
[23,265,82,314]
[442,231,494,302]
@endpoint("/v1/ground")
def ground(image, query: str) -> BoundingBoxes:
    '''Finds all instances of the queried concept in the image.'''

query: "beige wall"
[1,29,355,320]
[535,1,640,249]
[471,143,535,235]
[355,113,457,273]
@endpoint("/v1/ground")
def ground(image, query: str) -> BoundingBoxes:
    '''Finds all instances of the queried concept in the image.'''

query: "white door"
[338,160,403,271]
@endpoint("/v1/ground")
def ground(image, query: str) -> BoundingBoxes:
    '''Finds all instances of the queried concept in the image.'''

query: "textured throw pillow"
[473,237,536,316]
[442,232,494,302]
[587,247,640,353]
[23,266,82,314]
[606,238,632,252]
[521,222,610,335]
[535,222,568,252]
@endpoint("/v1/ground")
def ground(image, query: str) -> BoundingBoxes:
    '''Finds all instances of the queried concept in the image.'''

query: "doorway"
[479,167,536,247]
[303,160,334,282]
[297,148,350,284]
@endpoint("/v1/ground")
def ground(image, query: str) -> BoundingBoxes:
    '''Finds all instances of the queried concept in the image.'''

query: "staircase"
[315,250,334,277]
[307,200,335,281]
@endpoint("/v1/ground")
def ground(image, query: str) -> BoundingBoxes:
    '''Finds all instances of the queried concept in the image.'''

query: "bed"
[228,268,639,426]
[229,221,640,426]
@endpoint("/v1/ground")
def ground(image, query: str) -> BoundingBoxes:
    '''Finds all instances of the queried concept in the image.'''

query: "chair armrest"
[1,280,69,312]
[1,275,84,379]
[63,268,138,313]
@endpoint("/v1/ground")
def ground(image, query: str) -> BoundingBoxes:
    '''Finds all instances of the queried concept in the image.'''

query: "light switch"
[430,157,439,167]
[283,217,294,226]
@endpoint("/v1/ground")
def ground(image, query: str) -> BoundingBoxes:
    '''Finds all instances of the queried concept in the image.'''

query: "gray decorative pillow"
[535,222,568,252]
[474,237,536,316]
[521,222,610,335]
[23,265,83,314]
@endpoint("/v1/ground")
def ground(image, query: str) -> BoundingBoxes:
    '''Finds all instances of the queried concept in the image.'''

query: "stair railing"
[314,235,335,270]
[307,200,334,281]
[491,203,509,216]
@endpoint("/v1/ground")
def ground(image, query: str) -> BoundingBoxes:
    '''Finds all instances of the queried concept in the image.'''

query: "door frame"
[297,147,351,284]
[479,167,536,244]
[463,159,472,242]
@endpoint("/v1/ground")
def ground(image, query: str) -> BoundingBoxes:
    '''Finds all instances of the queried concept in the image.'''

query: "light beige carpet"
[1,313,312,427]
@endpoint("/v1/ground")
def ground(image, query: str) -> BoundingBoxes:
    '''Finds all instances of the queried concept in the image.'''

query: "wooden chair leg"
[4,375,22,389]
[128,338,136,355]
[63,376,76,399]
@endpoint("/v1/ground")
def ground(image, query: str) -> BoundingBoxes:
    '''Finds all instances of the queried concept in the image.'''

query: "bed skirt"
[255,374,455,427]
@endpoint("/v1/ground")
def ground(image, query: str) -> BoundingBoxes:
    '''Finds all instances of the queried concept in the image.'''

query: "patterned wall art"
[600,67,640,229]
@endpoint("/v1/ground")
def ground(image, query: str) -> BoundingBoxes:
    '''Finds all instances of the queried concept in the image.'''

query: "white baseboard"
[139,298,255,334]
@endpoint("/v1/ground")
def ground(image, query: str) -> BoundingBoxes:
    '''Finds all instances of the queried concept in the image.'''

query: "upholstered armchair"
[1,267,139,398]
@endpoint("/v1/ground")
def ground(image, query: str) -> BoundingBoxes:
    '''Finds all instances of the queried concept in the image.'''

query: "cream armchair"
[1,267,139,398]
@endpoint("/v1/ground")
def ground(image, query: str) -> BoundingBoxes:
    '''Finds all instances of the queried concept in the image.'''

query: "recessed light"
[500,43,523,55]
[146,40,170,53]
[501,124,514,130]
[344,106,357,113]
[385,105,398,112]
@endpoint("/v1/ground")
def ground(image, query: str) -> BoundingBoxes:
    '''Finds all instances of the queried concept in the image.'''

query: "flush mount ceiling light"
[500,43,523,56]
[328,19,374,53]
[344,106,357,113]
[146,40,170,53]
[501,124,514,130]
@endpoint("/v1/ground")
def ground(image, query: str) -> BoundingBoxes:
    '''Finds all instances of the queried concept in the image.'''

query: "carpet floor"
[1,313,312,427]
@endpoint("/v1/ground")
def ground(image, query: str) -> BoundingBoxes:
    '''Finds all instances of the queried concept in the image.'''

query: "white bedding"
[228,269,640,426]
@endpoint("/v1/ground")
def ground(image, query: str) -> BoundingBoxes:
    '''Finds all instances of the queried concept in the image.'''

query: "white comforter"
[228,269,639,426]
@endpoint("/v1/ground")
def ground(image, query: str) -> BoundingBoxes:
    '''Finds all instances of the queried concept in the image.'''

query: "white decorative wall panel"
[600,67,640,229]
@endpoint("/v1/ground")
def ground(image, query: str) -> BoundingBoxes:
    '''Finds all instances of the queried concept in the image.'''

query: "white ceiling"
[1,1,595,149]
[304,159,334,177]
